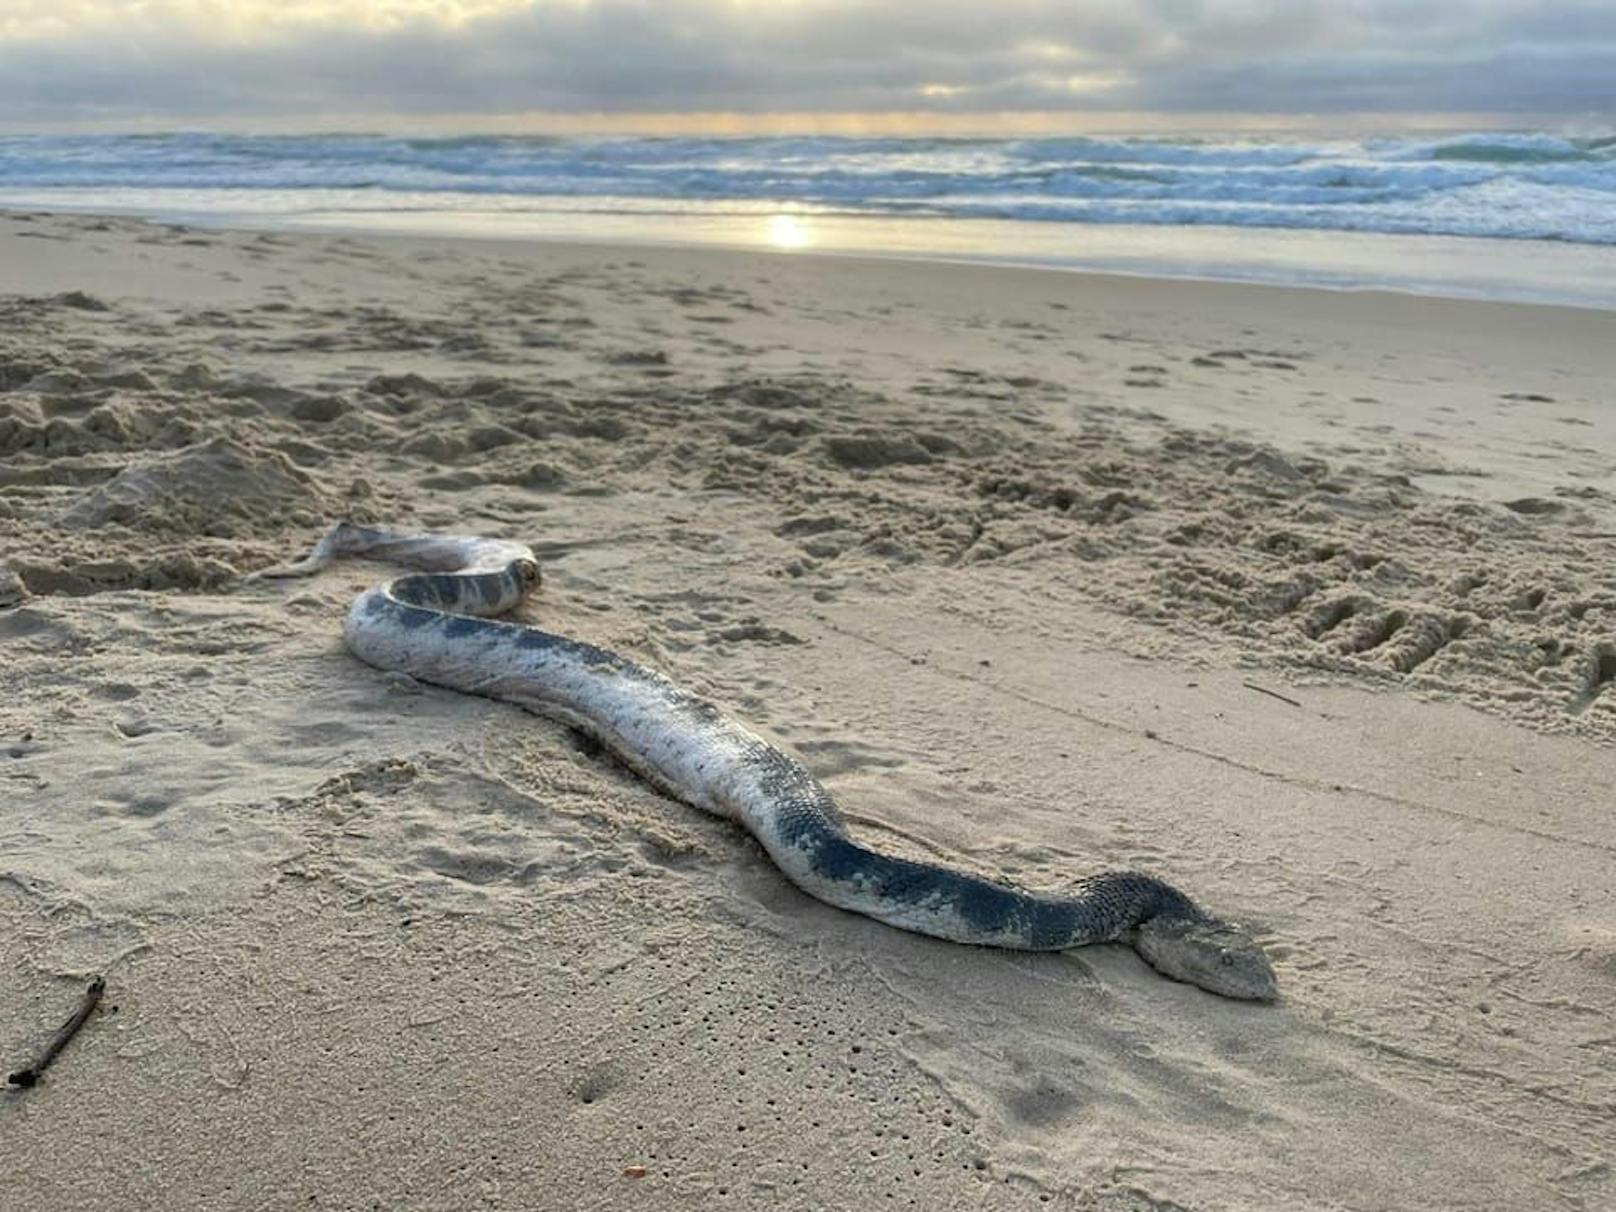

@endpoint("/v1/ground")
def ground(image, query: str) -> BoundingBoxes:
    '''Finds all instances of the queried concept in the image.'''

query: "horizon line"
[2,109,1605,139]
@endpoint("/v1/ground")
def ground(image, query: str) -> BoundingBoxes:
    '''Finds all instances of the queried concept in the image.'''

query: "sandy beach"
[2,209,1613,1211]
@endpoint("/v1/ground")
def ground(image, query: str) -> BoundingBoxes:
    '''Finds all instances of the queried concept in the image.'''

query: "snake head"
[1134,914,1278,1002]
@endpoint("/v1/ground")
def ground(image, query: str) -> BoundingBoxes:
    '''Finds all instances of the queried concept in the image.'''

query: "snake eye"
[1220,951,1235,966]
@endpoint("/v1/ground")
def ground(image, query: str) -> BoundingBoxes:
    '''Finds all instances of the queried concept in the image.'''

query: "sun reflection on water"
[765,213,811,249]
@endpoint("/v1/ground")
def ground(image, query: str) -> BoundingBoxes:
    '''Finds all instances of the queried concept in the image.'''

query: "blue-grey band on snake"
[261,523,1278,1002]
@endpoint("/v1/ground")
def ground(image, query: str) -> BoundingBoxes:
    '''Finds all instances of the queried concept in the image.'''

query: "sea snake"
[262,522,1278,1001]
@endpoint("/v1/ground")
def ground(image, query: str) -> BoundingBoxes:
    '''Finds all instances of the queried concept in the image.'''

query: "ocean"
[4,130,1615,307]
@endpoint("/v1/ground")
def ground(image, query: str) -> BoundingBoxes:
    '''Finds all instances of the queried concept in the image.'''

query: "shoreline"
[6,196,1616,311]
[8,203,1616,323]
[2,208,1613,1210]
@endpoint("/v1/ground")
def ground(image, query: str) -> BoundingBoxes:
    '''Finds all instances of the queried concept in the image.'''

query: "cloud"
[0,0,1612,124]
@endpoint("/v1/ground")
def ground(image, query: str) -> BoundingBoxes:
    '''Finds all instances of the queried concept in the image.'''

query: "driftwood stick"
[1241,681,1304,709]
[7,976,105,1089]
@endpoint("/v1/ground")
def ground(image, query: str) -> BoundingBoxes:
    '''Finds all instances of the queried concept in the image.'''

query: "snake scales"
[263,522,1277,1001]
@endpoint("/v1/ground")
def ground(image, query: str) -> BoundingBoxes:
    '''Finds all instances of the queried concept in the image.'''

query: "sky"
[0,0,1612,132]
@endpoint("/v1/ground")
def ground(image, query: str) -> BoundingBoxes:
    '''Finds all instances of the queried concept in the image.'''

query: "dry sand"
[1,209,1613,1211]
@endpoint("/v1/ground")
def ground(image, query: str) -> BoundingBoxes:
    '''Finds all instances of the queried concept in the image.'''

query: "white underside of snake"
[262,523,1278,1001]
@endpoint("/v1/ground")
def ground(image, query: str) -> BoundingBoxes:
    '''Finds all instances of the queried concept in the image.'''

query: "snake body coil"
[265,523,1277,1001]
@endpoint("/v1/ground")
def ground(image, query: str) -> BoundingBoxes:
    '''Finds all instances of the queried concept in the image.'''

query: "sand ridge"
[1,209,1614,1211]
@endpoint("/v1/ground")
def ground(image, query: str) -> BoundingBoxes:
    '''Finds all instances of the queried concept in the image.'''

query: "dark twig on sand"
[7,976,105,1089]
[1242,681,1303,709]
